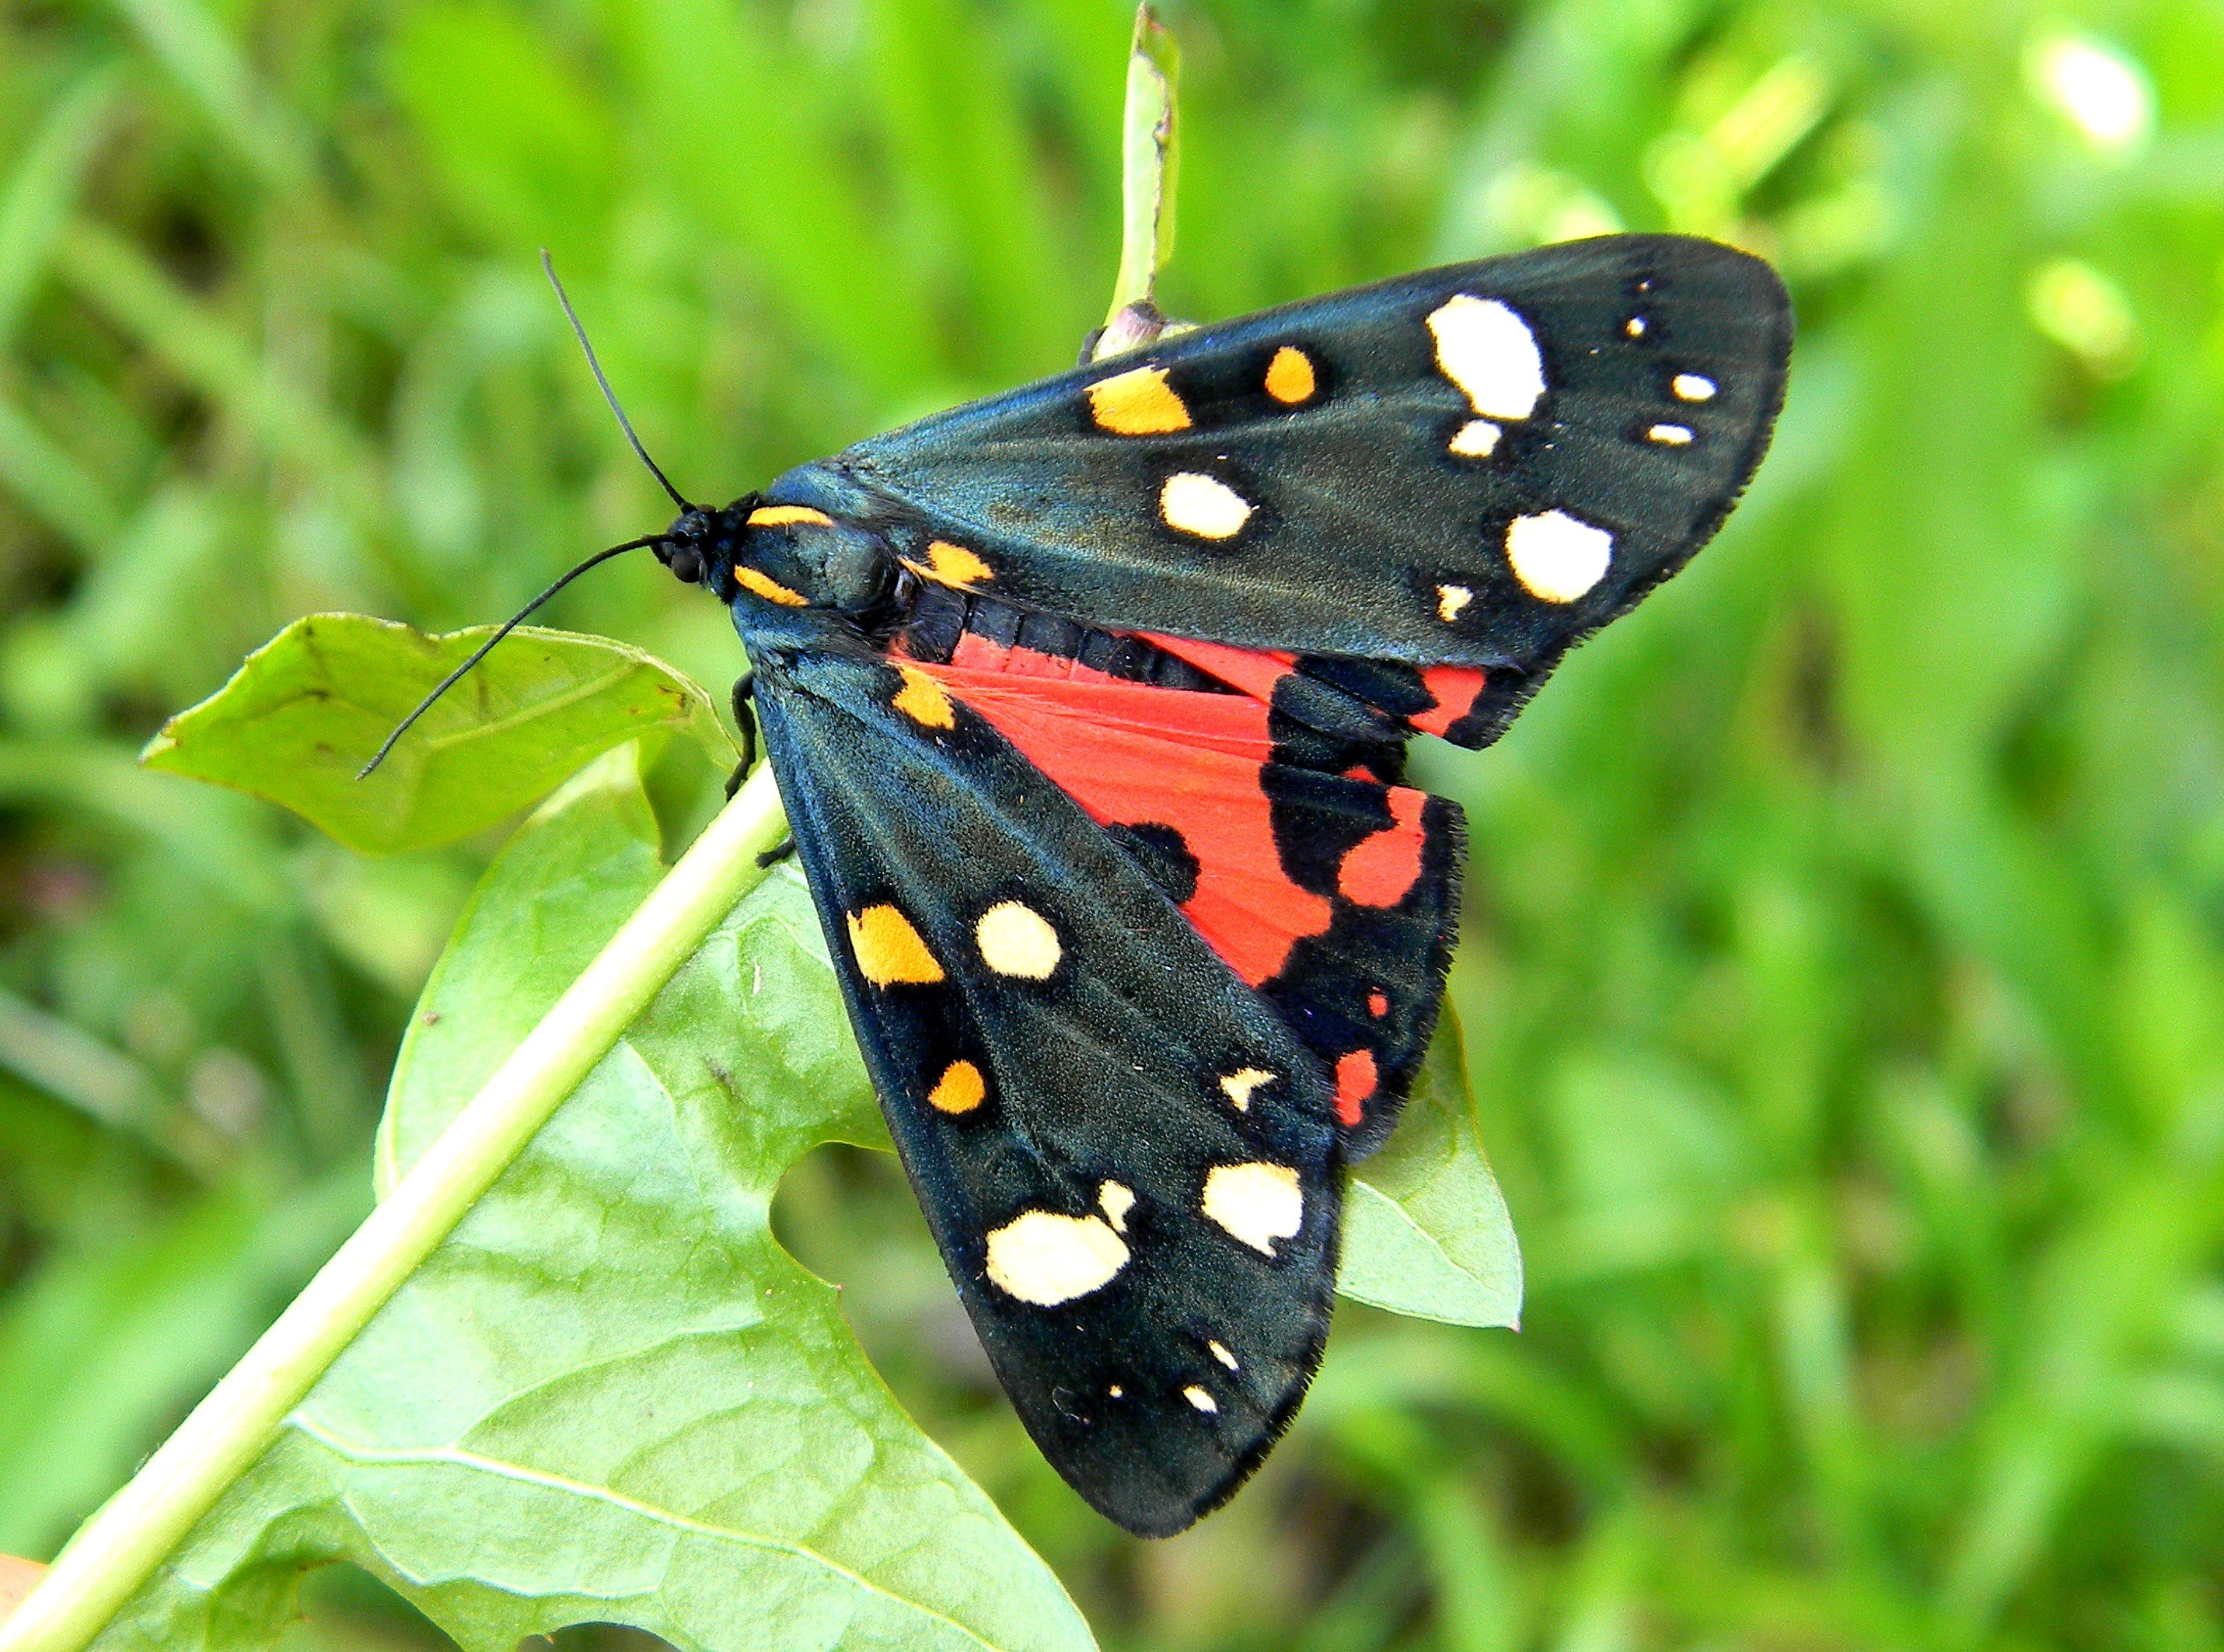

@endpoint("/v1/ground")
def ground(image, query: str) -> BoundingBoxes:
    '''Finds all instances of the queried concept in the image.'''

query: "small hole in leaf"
[522,1629,680,1651]
[278,1563,450,1648]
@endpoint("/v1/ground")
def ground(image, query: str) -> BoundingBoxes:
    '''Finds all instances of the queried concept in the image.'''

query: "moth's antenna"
[542,249,692,512]
[358,533,666,779]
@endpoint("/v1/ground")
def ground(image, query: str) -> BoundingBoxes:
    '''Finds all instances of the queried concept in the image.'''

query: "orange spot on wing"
[748,505,833,528]
[1266,345,1316,403]
[847,904,944,986]
[903,540,993,589]
[1335,1049,1377,1127]
[928,1060,986,1114]
[892,665,955,728]
[1368,990,1389,1018]
[1088,366,1191,435]
[736,567,808,606]
[1412,665,1489,736]
[1338,787,1428,906]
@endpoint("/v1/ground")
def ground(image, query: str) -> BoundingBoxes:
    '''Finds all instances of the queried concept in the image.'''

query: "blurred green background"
[2,0,2221,1647]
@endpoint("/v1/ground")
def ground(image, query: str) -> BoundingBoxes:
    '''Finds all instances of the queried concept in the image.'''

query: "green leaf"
[1339,1014,1523,1329]
[0,1173,365,1558]
[139,613,738,855]
[88,743,1090,1652]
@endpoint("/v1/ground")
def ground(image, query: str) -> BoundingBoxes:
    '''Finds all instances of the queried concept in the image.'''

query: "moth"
[382,233,1791,1535]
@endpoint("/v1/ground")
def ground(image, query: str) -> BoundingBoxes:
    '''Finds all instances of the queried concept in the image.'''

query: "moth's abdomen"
[892,581,1231,693]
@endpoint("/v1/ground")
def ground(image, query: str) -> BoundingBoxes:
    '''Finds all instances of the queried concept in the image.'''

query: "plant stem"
[1102,4,1179,334]
[0,763,791,1652]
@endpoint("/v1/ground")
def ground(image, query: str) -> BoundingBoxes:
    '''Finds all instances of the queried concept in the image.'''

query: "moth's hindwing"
[774,233,1790,736]
[900,655,1463,1155]
[751,641,1343,1536]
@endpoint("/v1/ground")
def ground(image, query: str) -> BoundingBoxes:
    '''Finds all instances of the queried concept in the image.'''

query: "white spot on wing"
[976,900,1062,979]
[1202,1161,1304,1256]
[984,1210,1129,1305]
[1161,472,1253,540]
[1648,423,1694,445]
[1626,316,1647,337]
[1427,295,1546,421]
[1098,1181,1136,1233]
[1506,510,1613,604]
[1184,1385,1219,1414]
[1437,584,1473,622]
[1220,1067,1273,1111]
[1210,1339,1239,1371]
[1673,372,1716,401]
[1448,419,1501,458]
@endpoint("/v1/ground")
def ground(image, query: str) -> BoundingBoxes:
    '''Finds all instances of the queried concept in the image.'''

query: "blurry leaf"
[109,0,312,190]
[866,0,1074,378]
[389,4,619,271]
[141,614,737,855]
[614,0,935,397]
[0,987,222,1176]
[0,1172,365,1559]
[296,844,476,1003]
[55,223,380,525]
[0,64,120,350]
[1339,1015,1523,1329]
[92,745,1092,1652]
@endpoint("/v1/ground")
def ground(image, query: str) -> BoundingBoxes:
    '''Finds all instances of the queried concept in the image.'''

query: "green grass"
[1,0,2222,1648]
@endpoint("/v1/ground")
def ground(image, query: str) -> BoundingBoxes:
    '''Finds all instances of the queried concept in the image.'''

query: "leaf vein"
[287,1414,1010,1650]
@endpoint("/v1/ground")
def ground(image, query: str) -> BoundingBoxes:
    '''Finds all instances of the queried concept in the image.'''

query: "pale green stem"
[0,762,791,1652]
[1101,4,1179,338]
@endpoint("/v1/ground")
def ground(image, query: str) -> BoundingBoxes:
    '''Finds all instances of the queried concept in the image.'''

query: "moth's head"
[661,498,892,616]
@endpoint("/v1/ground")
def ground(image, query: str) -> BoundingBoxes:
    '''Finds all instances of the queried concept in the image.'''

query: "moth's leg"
[755,840,797,868]
[725,672,756,798]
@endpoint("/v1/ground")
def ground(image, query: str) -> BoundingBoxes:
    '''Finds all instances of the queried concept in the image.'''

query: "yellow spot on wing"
[985,1210,1129,1305]
[928,1060,985,1114]
[1220,1067,1273,1111]
[1437,584,1473,622]
[1184,1385,1219,1413]
[1088,366,1191,435]
[847,903,944,987]
[736,567,808,606]
[1448,419,1501,458]
[1202,1161,1304,1256]
[1265,345,1316,403]
[976,900,1062,979]
[901,540,993,590]
[747,505,833,528]
[1210,1339,1239,1370]
[1098,1181,1136,1232]
[892,665,955,729]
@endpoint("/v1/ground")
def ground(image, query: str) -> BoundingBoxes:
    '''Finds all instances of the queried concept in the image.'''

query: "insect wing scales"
[747,639,1342,1536]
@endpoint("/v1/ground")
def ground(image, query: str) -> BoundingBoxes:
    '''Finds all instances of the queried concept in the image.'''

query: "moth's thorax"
[660,494,896,620]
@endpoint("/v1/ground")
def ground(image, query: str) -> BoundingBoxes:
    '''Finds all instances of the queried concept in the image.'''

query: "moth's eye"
[669,545,705,585]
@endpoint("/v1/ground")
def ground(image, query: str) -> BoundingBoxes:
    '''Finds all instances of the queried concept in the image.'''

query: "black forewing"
[778,234,1789,678]
[749,637,1342,1537]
